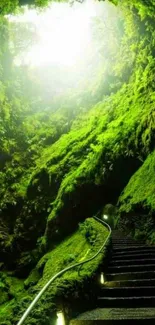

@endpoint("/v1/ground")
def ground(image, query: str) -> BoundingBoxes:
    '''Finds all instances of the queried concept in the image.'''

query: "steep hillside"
[0,218,108,325]
[0,0,155,323]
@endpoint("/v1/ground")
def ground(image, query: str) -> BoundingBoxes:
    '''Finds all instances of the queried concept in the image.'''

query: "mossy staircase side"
[70,231,155,324]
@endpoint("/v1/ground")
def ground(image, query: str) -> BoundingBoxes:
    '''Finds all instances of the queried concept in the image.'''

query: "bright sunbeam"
[7,0,109,67]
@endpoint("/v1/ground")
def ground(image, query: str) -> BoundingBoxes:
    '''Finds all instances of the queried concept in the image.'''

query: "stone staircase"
[70,231,155,324]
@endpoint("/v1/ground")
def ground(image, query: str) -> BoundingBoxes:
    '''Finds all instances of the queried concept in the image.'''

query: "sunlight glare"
[7,0,107,67]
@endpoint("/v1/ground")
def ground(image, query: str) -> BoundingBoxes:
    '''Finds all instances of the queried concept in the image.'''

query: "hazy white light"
[103,215,108,220]
[7,7,39,23]
[100,272,105,284]
[56,311,65,325]
[7,0,107,67]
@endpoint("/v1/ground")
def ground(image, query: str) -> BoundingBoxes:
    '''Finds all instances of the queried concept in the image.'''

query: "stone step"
[113,246,155,253]
[70,308,155,324]
[112,239,137,242]
[112,232,128,234]
[110,259,155,266]
[97,296,155,308]
[70,321,155,324]
[112,243,144,250]
[112,240,143,243]
[70,232,155,324]
[112,237,132,239]
[112,244,143,247]
[111,253,155,260]
[104,279,155,287]
[113,244,145,247]
[99,286,155,297]
[107,264,155,273]
[112,233,130,237]
[113,245,155,252]
[106,270,155,281]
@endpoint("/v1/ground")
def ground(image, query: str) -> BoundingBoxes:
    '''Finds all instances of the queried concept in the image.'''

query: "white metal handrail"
[17,215,111,325]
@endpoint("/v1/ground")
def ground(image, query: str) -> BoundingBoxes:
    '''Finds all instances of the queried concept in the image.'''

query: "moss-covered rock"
[1,0,155,264]
[0,218,108,324]
[120,151,155,213]
[118,151,155,242]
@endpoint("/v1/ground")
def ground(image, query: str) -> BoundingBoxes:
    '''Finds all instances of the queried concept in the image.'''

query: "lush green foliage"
[0,218,108,324]
[118,151,155,242]
[1,0,155,322]
[120,151,155,213]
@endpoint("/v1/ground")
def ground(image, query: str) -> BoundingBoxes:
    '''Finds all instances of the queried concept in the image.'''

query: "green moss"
[24,269,41,289]
[0,290,8,306]
[1,0,155,322]
[119,151,155,212]
[37,218,108,286]
[1,218,108,324]
[0,0,155,259]
[118,151,155,241]
[6,277,25,298]
[0,274,24,306]
[0,275,25,323]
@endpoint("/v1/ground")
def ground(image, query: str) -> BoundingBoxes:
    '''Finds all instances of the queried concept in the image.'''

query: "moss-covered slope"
[1,0,155,323]
[0,0,155,269]
[0,218,108,325]
[118,151,155,242]
[120,151,155,213]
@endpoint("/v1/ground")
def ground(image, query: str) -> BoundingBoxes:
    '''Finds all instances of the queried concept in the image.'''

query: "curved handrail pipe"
[17,216,111,325]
